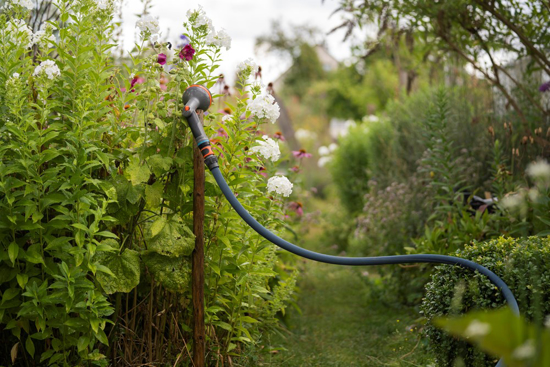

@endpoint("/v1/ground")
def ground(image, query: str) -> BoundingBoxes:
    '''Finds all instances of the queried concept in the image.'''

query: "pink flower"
[179,44,195,61]
[288,201,303,216]
[217,127,228,137]
[292,149,312,159]
[130,75,145,92]
[255,166,267,177]
[273,131,285,141]
[290,166,300,173]
[157,53,167,65]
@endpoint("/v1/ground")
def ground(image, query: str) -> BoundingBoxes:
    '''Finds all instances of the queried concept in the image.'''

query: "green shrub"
[329,124,372,213]
[422,236,550,367]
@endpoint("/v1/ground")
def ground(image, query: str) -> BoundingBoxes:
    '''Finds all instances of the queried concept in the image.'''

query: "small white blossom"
[318,156,332,168]
[33,60,61,80]
[11,0,35,10]
[464,319,491,338]
[136,15,160,37]
[4,19,34,48]
[328,143,338,152]
[295,128,317,141]
[501,193,524,210]
[318,146,330,156]
[221,114,232,123]
[248,94,280,124]
[512,339,535,360]
[33,30,56,49]
[12,73,20,79]
[187,6,214,33]
[95,0,111,10]
[206,28,231,50]
[526,160,550,181]
[249,135,281,162]
[267,176,293,197]
[237,58,259,78]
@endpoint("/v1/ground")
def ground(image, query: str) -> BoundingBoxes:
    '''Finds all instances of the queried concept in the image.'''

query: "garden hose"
[183,85,519,367]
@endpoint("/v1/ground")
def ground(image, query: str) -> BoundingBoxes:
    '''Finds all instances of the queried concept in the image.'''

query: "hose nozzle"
[182,85,218,170]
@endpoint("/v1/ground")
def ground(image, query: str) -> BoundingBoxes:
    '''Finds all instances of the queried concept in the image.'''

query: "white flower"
[33,60,61,80]
[222,114,232,123]
[512,339,535,360]
[237,58,259,78]
[136,15,160,37]
[4,19,34,48]
[33,30,56,49]
[295,128,317,141]
[12,73,20,79]
[328,143,338,152]
[526,160,550,181]
[206,28,231,50]
[318,156,332,168]
[501,193,524,210]
[248,94,280,124]
[150,33,159,43]
[267,176,293,197]
[318,146,330,156]
[363,114,379,123]
[249,135,281,162]
[464,319,491,338]
[187,6,214,33]
[11,0,34,10]
[95,0,110,10]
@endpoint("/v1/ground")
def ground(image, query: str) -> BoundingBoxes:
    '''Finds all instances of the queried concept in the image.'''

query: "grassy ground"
[258,229,434,367]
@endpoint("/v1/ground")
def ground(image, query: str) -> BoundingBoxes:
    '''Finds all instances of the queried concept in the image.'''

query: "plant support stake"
[192,110,206,367]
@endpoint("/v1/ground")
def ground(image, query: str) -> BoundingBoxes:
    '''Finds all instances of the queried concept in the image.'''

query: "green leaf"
[125,157,151,185]
[94,328,109,346]
[146,215,195,257]
[147,155,173,177]
[25,337,34,358]
[95,249,140,294]
[77,335,90,352]
[145,182,163,208]
[95,231,119,239]
[8,242,18,264]
[142,252,191,293]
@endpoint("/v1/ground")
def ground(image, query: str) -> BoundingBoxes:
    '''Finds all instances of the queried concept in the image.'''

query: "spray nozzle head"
[182,84,212,116]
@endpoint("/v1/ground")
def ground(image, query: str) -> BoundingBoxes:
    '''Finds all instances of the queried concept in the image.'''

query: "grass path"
[262,245,433,366]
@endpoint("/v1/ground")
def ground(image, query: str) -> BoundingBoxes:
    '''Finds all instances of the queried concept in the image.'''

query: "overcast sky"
[120,0,353,85]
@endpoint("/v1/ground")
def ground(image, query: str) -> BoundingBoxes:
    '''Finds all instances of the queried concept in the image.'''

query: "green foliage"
[0,2,298,365]
[436,307,550,367]
[422,236,550,367]
[329,124,371,213]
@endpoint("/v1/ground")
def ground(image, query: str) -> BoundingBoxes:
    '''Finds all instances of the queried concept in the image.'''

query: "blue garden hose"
[182,85,519,367]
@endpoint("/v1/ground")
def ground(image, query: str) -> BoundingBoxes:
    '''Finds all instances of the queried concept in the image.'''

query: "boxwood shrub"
[421,236,550,366]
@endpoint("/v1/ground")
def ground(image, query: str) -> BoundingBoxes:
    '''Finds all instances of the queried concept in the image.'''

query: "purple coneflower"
[292,149,312,159]
[289,166,300,173]
[179,44,195,61]
[288,201,304,216]
[273,131,285,141]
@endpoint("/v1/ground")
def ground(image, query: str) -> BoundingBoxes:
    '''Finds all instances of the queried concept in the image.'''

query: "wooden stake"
[192,110,206,367]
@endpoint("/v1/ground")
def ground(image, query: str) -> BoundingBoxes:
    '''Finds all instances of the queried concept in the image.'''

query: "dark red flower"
[179,44,195,61]
[157,53,167,65]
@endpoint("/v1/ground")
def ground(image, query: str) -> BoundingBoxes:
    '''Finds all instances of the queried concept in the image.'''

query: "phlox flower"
[247,94,280,124]
[267,176,293,197]
[136,15,160,39]
[249,135,281,162]
[33,60,60,80]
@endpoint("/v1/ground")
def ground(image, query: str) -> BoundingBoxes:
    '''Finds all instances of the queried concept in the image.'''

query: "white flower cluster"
[33,60,61,80]
[237,58,259,78]
[6,73,20,88]
[33,30,56,49]
[248,94,280,124]
[267,176,293,197]
[295,128,317,141]
[249,135,281,162]
[526,159,550,182]
[5,19,34,48]
[11,0,35,10]
[136,15,160,40]
[317,143,338,167]
[187,6,213,31]
[222,114,232,123]
[206,28,231,50]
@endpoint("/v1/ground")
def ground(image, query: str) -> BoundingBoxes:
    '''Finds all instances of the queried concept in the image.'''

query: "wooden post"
[192,111,206,367]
